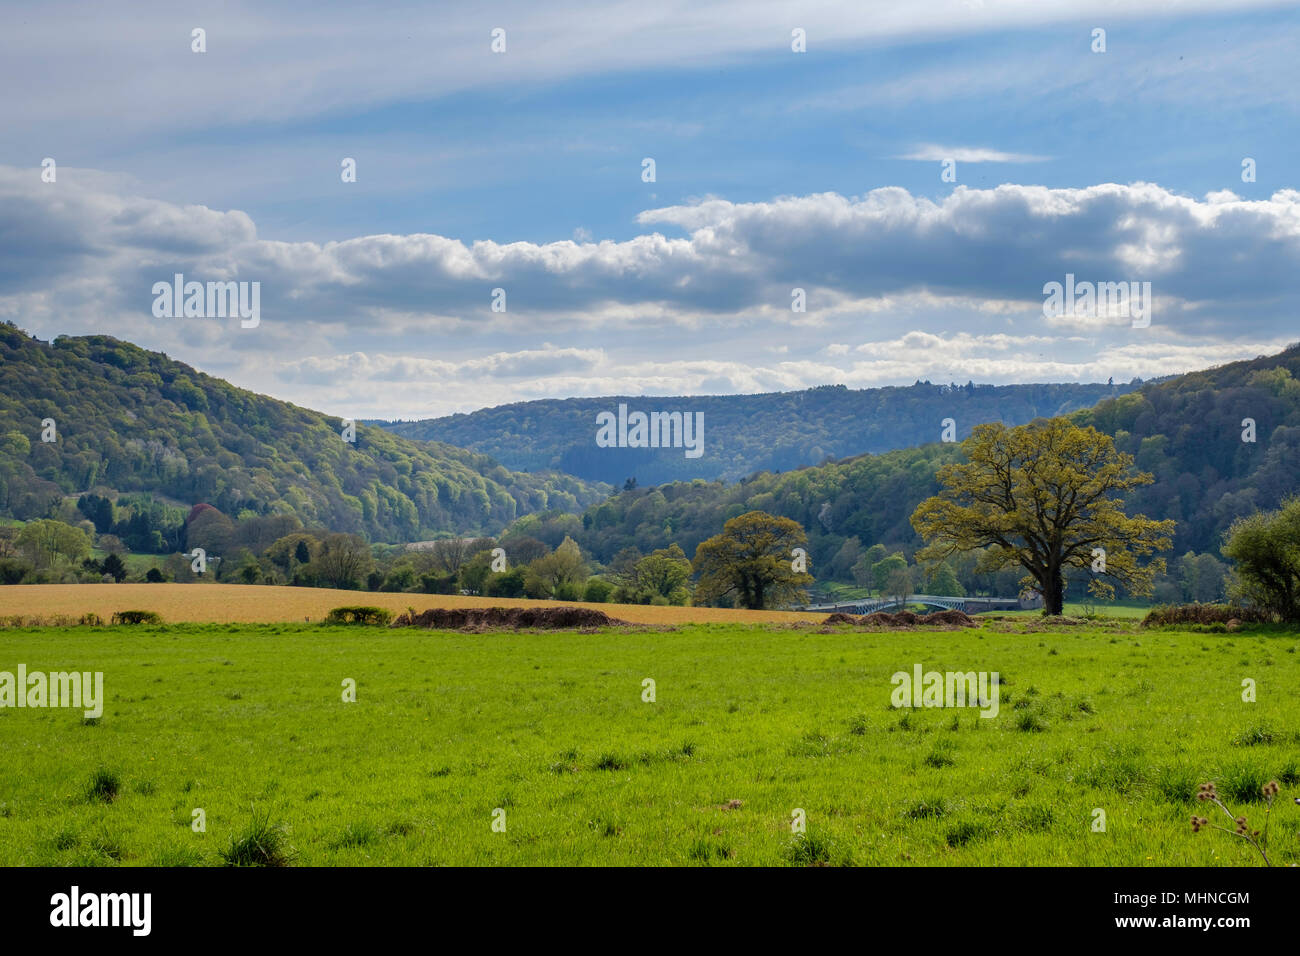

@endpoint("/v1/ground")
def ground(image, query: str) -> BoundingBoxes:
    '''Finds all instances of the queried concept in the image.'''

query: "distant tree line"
[383,380,1137,486]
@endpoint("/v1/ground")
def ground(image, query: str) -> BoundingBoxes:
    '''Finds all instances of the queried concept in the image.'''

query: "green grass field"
[2,618,1297,866]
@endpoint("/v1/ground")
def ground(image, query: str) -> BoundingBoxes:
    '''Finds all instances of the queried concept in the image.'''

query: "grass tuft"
[220,807,295,867]
[83,767,121,803]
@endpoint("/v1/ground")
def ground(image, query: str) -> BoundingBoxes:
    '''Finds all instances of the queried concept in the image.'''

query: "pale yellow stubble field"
[0,583,815,625]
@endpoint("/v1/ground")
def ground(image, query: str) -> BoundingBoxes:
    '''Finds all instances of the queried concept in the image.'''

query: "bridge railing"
[799,594,1022,614]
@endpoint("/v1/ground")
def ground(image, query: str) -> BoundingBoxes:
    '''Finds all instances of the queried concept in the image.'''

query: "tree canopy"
[0,323,607,543]
[911,418,1174,614]
[1222,496,1300,620]
[692,511,813,609]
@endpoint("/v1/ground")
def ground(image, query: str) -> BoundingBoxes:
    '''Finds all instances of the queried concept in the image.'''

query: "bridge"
[799,594,1022,615]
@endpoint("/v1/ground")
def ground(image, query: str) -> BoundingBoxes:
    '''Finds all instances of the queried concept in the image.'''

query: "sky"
[2,0,1298,420]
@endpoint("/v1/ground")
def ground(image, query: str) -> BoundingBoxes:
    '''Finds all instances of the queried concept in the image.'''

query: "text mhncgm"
[1115,892,1249,906]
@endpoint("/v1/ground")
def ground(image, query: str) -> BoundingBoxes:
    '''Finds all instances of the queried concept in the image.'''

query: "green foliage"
[500,346,1300,599]
[110,610,163,625]
[693,511,813,609]
[1222,497,1300,620]
[871,553,908,593]
[484,566,526,598]
[419,571,458,594]
[524,535,587,599]
[0,323,607,543]
[16,519,91,570]
[99,552,127,582]
[323,606,393,626]
[381,381,1136,486]
[1072,345,1300,555]
[912,418,1174,615]
[312,533,371,590]
[925,562,965,597]
[510,443,961,591]
[610,543,693,604]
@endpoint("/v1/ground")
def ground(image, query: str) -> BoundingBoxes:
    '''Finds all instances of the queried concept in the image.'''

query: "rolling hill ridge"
[502,344,1300,583]
[376,380,1142,486]
[0,323,607,543]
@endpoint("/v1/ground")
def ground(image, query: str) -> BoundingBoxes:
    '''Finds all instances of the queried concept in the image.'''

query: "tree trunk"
[1043,566,1065,615]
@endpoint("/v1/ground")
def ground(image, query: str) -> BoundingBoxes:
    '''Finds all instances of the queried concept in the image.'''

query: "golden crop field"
[0,583,815,626]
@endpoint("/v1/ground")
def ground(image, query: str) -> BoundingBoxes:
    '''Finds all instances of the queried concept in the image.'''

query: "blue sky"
[2,1,1297,418]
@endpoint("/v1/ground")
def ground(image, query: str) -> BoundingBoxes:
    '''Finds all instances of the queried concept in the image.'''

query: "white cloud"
[4,166,1298,418]
[895,145,1050,163]
[3,1,1286,144]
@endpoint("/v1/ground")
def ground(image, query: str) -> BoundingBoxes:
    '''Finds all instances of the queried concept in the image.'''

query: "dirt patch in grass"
[391,605,633,631]
[823,609,977,628]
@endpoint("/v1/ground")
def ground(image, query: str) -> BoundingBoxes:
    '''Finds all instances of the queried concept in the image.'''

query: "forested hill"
[376,381,1139,486]
[1073,343,1300,555]
[0,324,607,542]
[505,344,1300,575]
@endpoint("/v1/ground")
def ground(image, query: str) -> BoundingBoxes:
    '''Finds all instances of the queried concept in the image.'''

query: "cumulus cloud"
[2,165,1296,417]
[8,168,1298,327]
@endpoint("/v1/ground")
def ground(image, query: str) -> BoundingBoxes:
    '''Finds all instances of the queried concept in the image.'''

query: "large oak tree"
[692,511,813,609]
[911,418,1173,615]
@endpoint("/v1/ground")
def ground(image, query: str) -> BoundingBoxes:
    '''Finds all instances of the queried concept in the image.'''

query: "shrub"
[419,572,457,595]
[380,566,417,592]
[144,567,165,583]
[324,606,393,626]
[100,553,127,582]
[0,557,31,585]
[484,567,526,598]
[111,610,162,625]
[1141,603,1273,627]
[582,578,614,603]
[1222,498,1300,621]
[552,581,583,602]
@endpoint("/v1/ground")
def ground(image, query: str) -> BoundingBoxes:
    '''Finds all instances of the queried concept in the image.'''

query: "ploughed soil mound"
[823,609,977,628]
[392,606,632,630]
